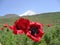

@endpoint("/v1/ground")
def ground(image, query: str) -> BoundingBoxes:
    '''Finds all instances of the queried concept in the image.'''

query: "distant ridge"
[4,14,19,18]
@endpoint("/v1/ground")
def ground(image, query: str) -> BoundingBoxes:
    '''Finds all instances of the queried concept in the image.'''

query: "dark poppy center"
[16,25,20,30]
[29,26,39,36]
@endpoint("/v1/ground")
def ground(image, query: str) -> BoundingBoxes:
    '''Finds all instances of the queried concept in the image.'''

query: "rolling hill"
[0,12,60,25]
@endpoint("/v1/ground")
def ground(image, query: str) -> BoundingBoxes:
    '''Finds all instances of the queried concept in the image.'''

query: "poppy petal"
[26,32,40,42]
[17,30,24,34]
[9,25,14,30]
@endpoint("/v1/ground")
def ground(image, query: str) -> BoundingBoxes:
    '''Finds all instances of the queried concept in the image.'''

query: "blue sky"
[0,0,60,16]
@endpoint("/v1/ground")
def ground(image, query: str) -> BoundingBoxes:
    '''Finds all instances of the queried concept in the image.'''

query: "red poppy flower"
[26,22,44,42]
[47,24,51,27]
[0,28,4,30]
[14,18,30,33]
[9,18,30,34]
[3,24,8,28]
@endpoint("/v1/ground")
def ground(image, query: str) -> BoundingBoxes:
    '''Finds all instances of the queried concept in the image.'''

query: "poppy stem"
[24,37,28,45]
[7,28,9,32]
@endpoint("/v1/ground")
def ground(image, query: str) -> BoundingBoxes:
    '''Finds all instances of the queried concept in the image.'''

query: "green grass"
[0,24,60,45]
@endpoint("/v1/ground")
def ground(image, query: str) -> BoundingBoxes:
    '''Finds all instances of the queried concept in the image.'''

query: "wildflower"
[9,18,30,34]
[3,24,8,28]
[47,24,51,27]
[26,22,44,42]
[0,28,4,30]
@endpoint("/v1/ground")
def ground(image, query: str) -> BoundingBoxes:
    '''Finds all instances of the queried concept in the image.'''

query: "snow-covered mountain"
[19,10,36,16]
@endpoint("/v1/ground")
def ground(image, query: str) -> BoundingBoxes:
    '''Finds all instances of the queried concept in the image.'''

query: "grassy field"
[0,12,60,45]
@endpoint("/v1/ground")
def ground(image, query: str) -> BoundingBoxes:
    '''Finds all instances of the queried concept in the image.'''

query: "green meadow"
[0,12,60,45]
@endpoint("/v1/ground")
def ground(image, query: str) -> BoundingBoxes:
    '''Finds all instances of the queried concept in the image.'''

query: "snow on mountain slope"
[19,10,36,16]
